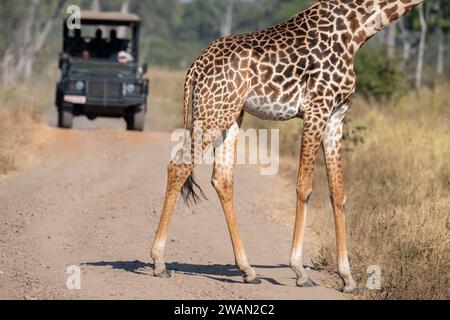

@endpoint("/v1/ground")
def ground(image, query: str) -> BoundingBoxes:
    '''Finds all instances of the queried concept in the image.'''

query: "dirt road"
[0,115,345,300]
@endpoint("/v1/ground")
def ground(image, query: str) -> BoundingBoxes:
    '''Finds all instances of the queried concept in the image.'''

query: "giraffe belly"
[243,95,303,121]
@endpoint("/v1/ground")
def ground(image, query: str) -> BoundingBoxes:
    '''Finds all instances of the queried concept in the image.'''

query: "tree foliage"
[354,48,408,102]
[0,0,448,97]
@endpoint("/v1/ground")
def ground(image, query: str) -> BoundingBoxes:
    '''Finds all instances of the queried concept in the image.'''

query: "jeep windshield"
[63,11,140,64]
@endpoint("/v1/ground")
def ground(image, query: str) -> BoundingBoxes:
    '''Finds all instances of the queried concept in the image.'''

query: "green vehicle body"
[55,11,149,131]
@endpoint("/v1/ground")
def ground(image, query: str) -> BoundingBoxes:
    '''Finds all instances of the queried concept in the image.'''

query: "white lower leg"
[290,204,315,286]
[338,251,356,291]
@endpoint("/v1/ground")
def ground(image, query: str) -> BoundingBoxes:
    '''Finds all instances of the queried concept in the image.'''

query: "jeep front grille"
[87,80,122,101]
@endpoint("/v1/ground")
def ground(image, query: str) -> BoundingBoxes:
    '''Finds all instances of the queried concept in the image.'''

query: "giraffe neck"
[349,0,424,51]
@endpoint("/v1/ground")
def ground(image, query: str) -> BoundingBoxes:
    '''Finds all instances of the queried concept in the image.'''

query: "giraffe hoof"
[342,284,359,295]
[296,278,317,288]
[244,275,262,284]
[154,269,172,278]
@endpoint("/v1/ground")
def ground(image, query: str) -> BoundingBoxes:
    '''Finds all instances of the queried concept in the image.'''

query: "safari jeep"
[55,11,149,131]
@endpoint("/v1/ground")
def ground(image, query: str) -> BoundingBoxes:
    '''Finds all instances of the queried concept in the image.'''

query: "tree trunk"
[16,0,40,78]
[91,0,101,11]
[0,0,67,84]
[385,23,397,59]
[436,28,445,75]
[415,4,427,92]
[398,17,411,62]
[34,0,67,53]
[1,0,40,84]
[220,1,234,37]
[118,1,130,39]
[120,1,130,13]
[23,0,67,80]
[1,48,17,85]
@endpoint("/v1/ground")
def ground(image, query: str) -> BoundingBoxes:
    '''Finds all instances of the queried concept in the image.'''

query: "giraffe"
[151,0,424,293]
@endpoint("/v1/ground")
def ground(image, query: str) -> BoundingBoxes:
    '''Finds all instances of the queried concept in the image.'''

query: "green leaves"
[354,48,408,103]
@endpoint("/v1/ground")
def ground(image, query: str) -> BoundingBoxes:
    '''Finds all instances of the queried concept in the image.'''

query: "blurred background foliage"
[0,0,448,101]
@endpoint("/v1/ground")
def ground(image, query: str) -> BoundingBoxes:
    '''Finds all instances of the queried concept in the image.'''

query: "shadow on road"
[43,109,128,131]
[83,260,290,286]
[83,260,152,275]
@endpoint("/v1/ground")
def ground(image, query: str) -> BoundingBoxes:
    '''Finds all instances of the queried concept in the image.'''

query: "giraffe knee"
[167,162,193,186]
[330,192,347,210]
[168,161,183,172]
[211,175,231,191]
[211,176,220,190]
[212,167,233,195]
[297,188,313,205]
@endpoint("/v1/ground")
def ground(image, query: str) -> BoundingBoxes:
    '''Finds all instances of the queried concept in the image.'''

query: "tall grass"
[338,88,450,299]
[0,83,52,177]
[147,68,186,131]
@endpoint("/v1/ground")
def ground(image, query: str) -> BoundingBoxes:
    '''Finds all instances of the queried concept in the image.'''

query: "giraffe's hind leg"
[211,118,261,284]
[151,159,195,278]
[150,121,219,277]
[322,105,357,293]
[151,107,245,278]
[290,108,332,288]
[150,126,223,277]
[289,124,320,287]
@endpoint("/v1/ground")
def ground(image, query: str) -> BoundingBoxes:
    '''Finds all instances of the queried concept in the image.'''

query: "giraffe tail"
[183,63,195,130]
[181,63,208,206]
[182,173,208,206]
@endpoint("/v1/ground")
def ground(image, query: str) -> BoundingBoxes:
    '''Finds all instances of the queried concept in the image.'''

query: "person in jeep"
[108,29,125,58]
[89,29,108,59]
[56,11,149,131]
[68,29,87,57]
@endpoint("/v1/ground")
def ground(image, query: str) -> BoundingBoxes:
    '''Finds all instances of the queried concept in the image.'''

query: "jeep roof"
[66,10,141,26]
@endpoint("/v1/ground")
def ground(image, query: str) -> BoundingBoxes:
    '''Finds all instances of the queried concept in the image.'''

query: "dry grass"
[246,87,450,300]
[146,68,186,131]
[0,107,50,177]
[334,87,450,300]
[0,84,52,178]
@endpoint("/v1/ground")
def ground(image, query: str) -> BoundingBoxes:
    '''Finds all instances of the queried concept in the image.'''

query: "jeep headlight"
[67,80,84,92]
[126,83,136,94]
[75,81,85,92]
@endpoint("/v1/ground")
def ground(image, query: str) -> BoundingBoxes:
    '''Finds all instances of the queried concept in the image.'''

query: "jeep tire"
[58,109,74,129]
[126,106,145,132]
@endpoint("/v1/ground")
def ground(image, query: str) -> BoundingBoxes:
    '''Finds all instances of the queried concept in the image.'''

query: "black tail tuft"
[181,172,208,206]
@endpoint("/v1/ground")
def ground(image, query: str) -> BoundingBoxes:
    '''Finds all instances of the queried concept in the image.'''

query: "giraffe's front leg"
[322,106,357,294]
[212,122,260,284]
[290,116,326,288]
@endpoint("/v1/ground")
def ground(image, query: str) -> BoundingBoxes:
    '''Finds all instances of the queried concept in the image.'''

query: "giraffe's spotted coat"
[151,0,425,292]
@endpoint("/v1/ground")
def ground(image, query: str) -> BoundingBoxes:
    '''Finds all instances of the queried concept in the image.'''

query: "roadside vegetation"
[146,68,186,131]
[309,88,450,300]
[0,83,52,177]
[245,88,449,300]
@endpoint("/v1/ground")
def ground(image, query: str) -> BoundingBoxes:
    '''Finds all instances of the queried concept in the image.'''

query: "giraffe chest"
[243,81,305,120]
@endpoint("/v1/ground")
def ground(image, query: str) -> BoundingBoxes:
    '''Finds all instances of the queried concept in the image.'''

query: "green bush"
[354,48,408,102]
[144,37,183,68]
